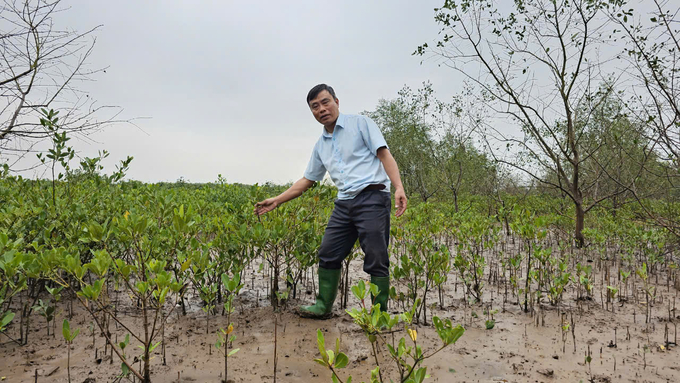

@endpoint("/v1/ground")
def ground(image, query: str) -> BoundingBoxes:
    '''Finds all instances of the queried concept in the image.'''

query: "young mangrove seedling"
[215,272,242,383]
[33,299,55,337]
[339,280,465,383]
[62,319,80,383]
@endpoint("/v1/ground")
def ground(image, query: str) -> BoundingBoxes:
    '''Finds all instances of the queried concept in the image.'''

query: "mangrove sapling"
[533,246,551,306]
[636,263,655,325]
[508,253,523,304]
[344,280,466,383]
[252,186,326,311]
[606,286,619,313]
[216,324,240,383]
[52,209,191,383]
[200,284,217,334]
[62,319,80,383]
[35,110,75,210]
[275,288,290,311]
[183,238,221,332]
[215,273,242,383]
[391,204,452,324]
[433,265,449,310]
[585,345,593,380]
[576,263,594,302]
[620,270,631,301]
[510,210,549,313]
[485,308,497,330]
[560,313,569,354]
[453,212,498,305]
[0,232,27,344]
[46,285,62,336]
[547,257,571,306]
[18,268,46,346]
[313,330,354,383]
[339,246,360,309]
[53,253,140,381]
[32,299,55,337]
[113,333,133,380]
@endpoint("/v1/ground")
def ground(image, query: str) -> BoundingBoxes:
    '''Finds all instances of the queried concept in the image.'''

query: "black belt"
[363,184,386,192]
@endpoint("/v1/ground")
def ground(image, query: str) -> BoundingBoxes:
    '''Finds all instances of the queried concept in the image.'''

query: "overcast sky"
[12,0,468,184]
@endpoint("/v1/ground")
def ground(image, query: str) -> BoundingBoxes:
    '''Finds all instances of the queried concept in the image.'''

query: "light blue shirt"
[304,113,391,200]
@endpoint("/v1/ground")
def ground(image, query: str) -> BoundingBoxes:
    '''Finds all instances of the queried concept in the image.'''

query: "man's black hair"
[307,84,337,104]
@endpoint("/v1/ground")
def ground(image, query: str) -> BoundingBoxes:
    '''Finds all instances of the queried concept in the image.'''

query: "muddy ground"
[1,253,678,383]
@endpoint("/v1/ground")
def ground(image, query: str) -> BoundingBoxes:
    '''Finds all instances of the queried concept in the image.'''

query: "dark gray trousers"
[318,190,391,277]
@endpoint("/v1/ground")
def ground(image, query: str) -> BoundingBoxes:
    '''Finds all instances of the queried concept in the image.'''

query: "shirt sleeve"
[303,143,326,181]
[358,115,388,155]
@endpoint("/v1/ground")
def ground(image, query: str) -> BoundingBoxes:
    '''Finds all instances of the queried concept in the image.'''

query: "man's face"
[308,90,340,126]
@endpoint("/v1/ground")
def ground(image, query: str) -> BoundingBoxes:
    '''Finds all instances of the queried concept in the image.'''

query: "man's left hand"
[394,188,407,217]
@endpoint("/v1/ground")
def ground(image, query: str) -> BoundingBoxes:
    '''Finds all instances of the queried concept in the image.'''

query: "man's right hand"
[254,197,279,215]
[253,178,314,216]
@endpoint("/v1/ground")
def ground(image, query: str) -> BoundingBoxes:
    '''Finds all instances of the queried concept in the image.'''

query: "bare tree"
[1,0,122,169]
[430,85,495,211]
[417,0,650,246]
[608,0,680,236]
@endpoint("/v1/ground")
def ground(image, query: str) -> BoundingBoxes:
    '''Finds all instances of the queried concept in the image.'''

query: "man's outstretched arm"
[254,177,316,215]
[376,147,408,217]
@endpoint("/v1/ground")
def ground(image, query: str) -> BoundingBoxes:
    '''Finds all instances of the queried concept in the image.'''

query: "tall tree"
[366,83,496,205]
[0,0,122,170]
[608,1,680,236]
[366,84,440,202]
[417,0,647,246]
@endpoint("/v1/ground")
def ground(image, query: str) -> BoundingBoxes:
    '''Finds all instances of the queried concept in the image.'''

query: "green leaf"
[0,312,14,329]
[62,319,70,340]
[335,352,349,369]
[351,280,366,300]
[415,367,427,383]
[149,341,161,353]
[227,348,240,357]
[317,329,328,361]
[370,366,380,380]
[120,334,130,350]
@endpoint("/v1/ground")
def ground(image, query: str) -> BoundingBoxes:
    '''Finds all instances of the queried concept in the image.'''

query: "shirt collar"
[321,113,345,138]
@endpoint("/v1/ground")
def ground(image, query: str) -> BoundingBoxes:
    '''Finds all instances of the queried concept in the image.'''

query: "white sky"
[10,0,468,184]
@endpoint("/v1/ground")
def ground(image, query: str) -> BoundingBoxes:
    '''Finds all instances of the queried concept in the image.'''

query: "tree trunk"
[575,201,585,248]
[453,189,459,213]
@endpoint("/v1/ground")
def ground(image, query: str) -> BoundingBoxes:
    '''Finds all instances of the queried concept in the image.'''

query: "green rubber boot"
[297,267,341,319]
[371,275,390,313]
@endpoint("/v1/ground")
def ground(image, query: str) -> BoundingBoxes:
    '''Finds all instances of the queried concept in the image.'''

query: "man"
[254,84,407,319]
